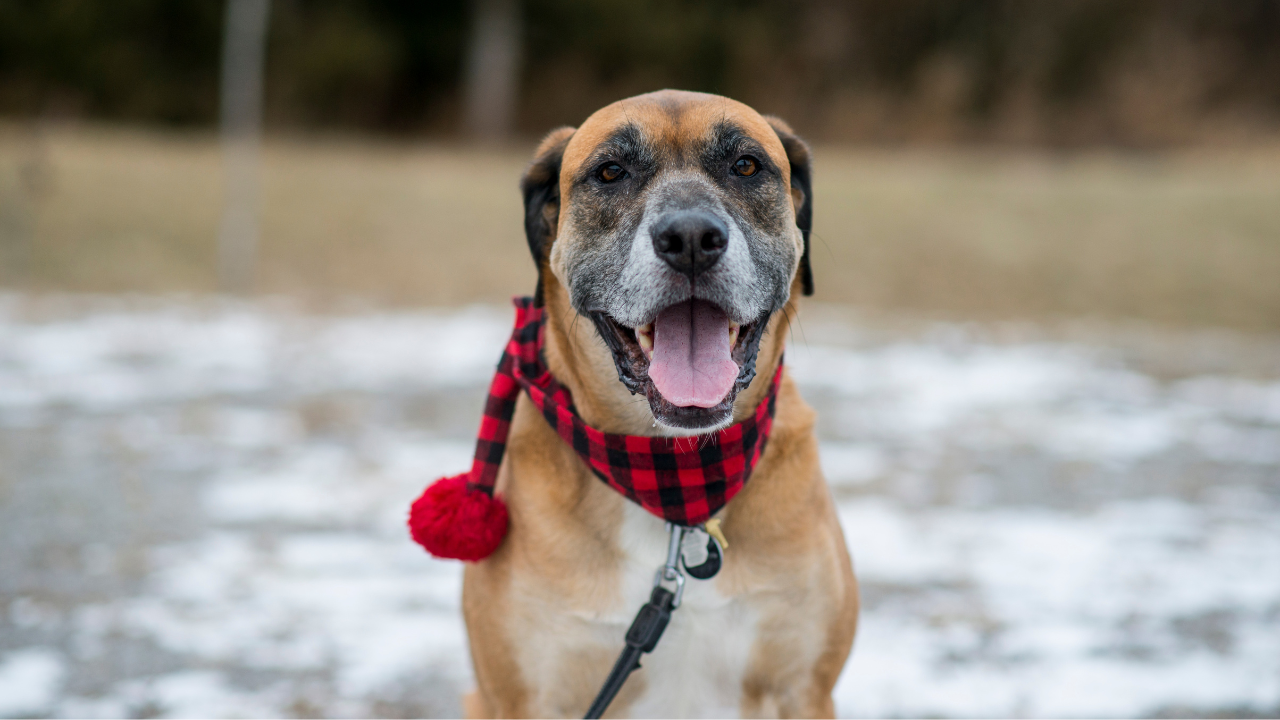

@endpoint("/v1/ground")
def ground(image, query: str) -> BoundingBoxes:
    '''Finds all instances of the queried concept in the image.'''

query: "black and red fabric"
[408,297,782,561]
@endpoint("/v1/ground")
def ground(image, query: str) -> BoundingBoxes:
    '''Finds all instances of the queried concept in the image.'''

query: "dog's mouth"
[590,300,770,430]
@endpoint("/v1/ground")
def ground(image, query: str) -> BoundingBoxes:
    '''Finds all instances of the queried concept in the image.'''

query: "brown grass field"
[1,122,1279,331]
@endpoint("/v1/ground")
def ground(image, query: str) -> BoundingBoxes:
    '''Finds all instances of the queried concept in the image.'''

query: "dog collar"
[408,296,782,561]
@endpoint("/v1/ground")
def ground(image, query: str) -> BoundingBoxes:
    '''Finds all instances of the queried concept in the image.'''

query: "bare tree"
[217,0,271,293]
[0,127,47,287]
[462,0,521,140]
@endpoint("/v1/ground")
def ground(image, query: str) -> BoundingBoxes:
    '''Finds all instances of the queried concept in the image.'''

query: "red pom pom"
[408,474,509,561]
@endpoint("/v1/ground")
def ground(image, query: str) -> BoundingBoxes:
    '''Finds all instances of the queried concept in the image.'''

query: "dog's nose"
[650,211,729,276]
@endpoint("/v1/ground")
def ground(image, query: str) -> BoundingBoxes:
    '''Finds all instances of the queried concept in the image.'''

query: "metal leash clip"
[584,522,687,718]
[652,522,687,608]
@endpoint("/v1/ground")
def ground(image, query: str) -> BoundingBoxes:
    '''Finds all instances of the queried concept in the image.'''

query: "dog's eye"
[597,163,626,183]
[733,156,759,177]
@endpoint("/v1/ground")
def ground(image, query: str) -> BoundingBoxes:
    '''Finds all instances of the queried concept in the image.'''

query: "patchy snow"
[835,498,1280,717]
[0,302,511,410]
[0,647,66,717]
[819,442,887,488]
[788,341,1248,466]
[0,296,1277,718]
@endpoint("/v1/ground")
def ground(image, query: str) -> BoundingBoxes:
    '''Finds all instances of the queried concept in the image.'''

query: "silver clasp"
[652,522,686,608]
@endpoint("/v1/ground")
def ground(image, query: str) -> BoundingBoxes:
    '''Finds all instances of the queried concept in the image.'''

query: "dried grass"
[2,123,1278,330]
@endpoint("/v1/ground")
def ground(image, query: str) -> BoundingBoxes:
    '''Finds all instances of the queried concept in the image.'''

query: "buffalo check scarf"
[408,296,781,561]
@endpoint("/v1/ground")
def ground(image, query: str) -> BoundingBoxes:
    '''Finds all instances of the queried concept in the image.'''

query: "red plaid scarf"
[409,296,782,561]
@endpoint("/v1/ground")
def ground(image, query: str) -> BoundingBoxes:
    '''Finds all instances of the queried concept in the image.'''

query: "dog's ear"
[520,126,575,306]
[764,116,814,296]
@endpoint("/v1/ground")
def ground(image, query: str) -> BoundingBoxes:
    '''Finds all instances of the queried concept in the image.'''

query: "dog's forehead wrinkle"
[705,121,757,158]
[568,90,788,167]
[571,129,650,193]
[647,171,729,215]
[601,123,650,163]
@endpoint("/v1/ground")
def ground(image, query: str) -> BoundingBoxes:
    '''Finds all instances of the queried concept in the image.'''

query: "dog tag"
[680,527,722,580]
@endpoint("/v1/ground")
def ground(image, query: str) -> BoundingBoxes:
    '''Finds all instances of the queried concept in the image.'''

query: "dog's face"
[522,90,813,431]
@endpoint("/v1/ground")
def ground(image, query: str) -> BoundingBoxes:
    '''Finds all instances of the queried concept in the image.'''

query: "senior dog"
[443,90,857,718]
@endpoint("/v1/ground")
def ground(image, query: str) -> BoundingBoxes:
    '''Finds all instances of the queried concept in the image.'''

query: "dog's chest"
[609,503,759,717]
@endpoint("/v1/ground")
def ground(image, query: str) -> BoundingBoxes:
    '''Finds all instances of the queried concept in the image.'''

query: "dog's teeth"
[728,321,740,347]
[636,325,654,357]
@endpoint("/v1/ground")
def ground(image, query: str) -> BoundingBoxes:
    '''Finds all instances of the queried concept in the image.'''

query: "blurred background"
[1,1,1278,717]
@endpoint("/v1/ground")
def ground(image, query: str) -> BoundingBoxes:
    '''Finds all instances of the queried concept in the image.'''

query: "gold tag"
[704,518,729,551]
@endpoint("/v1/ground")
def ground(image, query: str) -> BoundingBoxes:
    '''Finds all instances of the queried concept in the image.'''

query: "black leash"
[583,585,676,718]
[583,522,724,719]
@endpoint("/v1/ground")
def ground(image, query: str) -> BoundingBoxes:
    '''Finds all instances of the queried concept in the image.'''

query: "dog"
[461,90,858,718]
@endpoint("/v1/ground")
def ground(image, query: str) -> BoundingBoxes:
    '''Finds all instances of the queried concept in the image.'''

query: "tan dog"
[461,90,857,718]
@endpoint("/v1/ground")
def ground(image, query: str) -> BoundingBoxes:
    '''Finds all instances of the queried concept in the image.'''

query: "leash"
[584,522,725,718]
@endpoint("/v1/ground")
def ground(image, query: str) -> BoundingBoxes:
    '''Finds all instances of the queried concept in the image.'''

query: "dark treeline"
[2,0,1279,144]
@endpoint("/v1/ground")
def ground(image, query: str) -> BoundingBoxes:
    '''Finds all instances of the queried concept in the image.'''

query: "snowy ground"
[1,295,1278,718]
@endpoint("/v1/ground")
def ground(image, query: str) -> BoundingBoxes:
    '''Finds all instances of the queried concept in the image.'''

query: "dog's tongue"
[649,300,738,408]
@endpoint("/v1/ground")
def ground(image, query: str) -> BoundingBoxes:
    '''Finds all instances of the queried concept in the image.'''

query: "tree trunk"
[462,0,521,141]
[217,0,271,293]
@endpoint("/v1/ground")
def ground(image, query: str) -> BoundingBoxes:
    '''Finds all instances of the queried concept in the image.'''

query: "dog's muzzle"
[591,231,773,435]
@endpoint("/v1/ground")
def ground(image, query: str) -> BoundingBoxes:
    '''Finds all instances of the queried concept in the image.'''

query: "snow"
[0,295,1277,717]
[835,499,1280,717]
[0,647,66,717]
